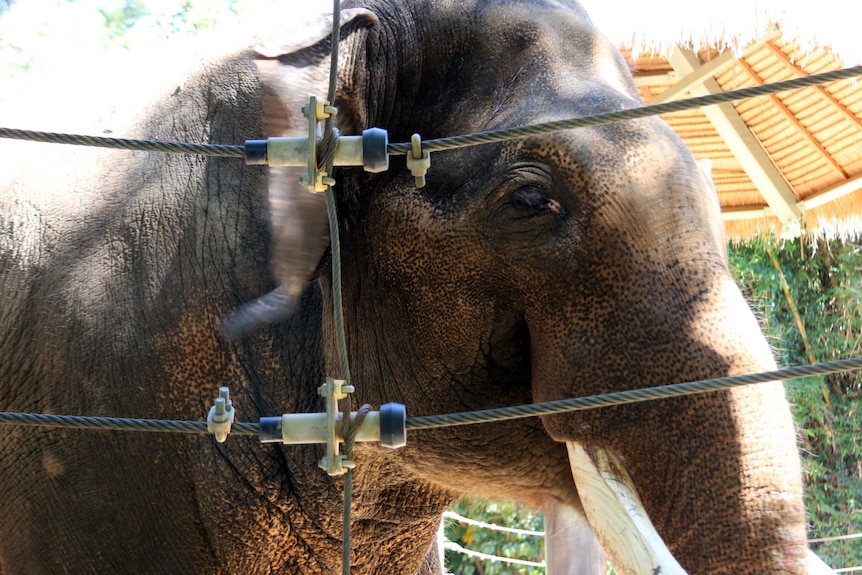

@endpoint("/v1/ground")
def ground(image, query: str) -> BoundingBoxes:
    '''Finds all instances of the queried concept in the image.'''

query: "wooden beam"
[799,173,862,211]
[735,58,848,179]
[764,41,862,133]
[634,71,682,88]
[721,206,773,221]
[650,48,737,104]
[668,47,803,223]
[718,175,862,219]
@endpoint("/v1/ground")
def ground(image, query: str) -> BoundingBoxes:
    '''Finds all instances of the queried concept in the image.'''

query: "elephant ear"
[220,8,378,340]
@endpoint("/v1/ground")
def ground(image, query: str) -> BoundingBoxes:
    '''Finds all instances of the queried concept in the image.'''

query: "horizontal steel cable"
[1,66,859,159]
[441,540,546,569]
[404,356,862,431]
[0,412,258,435]
[809,533,862,544]
[1,356,860,436]
[0,127,245,157]
[386,65,862,155]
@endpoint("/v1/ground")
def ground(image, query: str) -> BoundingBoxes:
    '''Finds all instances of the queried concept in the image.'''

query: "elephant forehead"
[478,1,637,101]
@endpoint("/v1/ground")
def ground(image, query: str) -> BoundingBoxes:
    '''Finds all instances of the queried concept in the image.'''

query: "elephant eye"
[511,186,565,217]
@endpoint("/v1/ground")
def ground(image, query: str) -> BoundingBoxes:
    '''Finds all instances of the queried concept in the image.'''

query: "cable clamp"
[207,387,235,443]
[319,377,355,476]
[300,96,335,193]
[405,133,430,188]
[243,99,389,177]
[256,380,407,475]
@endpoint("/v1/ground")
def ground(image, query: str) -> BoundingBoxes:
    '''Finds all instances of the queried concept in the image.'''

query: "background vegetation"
[444,498,546,575]
[730,236,862,569]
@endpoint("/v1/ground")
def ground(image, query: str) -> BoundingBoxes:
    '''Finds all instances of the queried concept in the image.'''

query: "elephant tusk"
[565,441,687,575]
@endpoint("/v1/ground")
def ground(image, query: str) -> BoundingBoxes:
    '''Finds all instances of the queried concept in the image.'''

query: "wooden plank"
[735,58,848,179]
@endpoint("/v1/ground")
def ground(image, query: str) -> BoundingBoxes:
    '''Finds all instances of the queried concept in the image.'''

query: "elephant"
[0,0,821,573]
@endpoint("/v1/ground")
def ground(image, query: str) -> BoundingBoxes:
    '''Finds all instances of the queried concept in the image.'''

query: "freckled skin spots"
[0,1,807,573]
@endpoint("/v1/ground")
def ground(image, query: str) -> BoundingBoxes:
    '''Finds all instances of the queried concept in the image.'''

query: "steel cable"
[0,412,258,435]
[405,356,862,431]
[386,65,862,155]
[317,3,359,574]
[2,67,859,161]
[2,357,861,435]
[0,127,245,157]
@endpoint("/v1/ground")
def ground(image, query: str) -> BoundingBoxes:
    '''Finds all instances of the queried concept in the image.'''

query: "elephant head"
[241,0,810,573]
[0,0,815,574]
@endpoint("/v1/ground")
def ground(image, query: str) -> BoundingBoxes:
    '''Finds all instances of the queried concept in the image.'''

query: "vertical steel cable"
[318,2,360,574]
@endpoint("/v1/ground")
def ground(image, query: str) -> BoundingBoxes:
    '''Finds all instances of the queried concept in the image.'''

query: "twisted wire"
[386,65,862,155]
[316,3,359,574]
[3,66,859,163]
[0,412,258,435]
[1,356,860,436]
[0,127,245,157]
[405,356,862,431]
[341,403,372,573]
[321,0,341,167]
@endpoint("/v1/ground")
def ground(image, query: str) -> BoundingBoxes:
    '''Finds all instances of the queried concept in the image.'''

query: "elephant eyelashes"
[510,187,565,217]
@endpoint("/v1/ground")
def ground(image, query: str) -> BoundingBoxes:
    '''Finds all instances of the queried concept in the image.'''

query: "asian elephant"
[0,0,819,573]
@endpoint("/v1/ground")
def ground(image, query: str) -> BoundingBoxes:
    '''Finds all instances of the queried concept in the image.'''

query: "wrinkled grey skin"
[0,0,809,573]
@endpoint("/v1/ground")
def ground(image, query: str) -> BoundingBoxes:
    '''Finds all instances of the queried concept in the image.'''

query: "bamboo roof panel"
[621,29,862,239]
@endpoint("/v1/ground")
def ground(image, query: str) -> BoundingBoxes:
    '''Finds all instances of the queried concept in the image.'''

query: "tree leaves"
[730,236,862,568]
[445,497,546,575]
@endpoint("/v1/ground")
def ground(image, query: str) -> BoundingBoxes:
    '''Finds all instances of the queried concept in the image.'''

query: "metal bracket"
[302,96,337,193]
[318,377,354,475]
[406,133,430,189]
[257,378,407,477]
[206,387,235,443]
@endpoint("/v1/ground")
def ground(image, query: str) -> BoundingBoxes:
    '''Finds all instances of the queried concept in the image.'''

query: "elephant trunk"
[537,275,809,573]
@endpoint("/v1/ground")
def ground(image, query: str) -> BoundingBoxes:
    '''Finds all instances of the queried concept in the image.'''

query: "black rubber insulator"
[244,140,269,166]
[362,128,389,173]
[379,403,407,448]
[258,416,283,443]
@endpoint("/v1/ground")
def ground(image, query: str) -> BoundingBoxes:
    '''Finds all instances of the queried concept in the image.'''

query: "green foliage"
[729,236,862,569]
[445,498,546,575]
[99,0,149,41]
[97,0,237,44]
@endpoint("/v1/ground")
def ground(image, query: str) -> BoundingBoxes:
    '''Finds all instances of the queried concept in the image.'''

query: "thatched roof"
[580,0,862,240]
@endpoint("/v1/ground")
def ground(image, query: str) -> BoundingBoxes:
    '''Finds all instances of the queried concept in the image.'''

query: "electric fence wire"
[0,126,245,157]
[404,355,862,430]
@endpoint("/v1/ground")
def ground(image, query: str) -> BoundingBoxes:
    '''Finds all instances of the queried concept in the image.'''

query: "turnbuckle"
[244,96,390,190]
[244,96,432,189]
